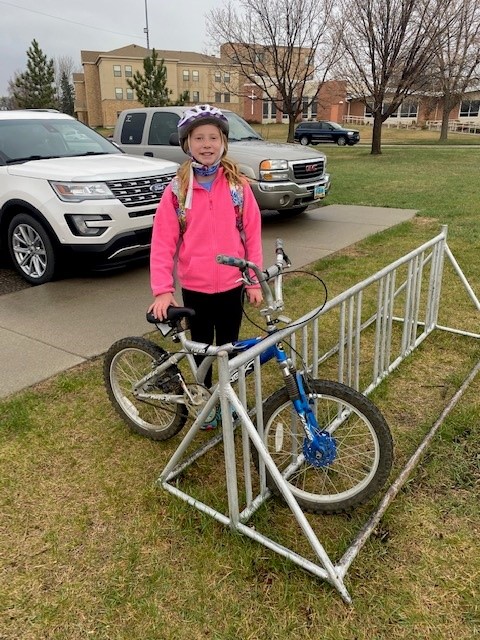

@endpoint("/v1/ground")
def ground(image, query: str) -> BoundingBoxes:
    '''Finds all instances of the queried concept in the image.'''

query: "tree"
[12,39,56,109]
[59,71,75,116]
[336,0,454,154]
[207,0,339,142]
[127,49,172,106]
[431,0,480,141]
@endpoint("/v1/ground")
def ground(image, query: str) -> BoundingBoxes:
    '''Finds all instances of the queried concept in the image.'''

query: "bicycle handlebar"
[217,238,290,315]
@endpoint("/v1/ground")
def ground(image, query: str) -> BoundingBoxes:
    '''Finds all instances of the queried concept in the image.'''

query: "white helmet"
[177,104,229,148]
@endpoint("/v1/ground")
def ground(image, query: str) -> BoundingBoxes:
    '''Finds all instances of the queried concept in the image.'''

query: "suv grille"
[106,172,176,209]
[291,159,325,181]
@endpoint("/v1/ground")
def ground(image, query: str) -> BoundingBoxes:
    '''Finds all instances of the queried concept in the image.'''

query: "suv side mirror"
[169,132,180,147]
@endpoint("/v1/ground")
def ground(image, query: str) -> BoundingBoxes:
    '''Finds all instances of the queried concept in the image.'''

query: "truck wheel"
[336,136,348,146]
[7,214,57,285]
[299,135,310,146]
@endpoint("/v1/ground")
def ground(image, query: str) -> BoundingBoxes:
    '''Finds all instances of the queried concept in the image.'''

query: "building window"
[460,100,480,117]
[215,71,221,82]
[183,70,190,81]
[215,92,222,103]
[192,91,200,102]
[113,65,121,77]
[224,72,230,83]
[192,70,199,82]
[115,88,123,100]
[126,88,134,100]
[311,100,317,118]
[125,65,132,78]
[223,93,230,103]
[400,101,418,117]
[255,52,264,63]
[302,98,309,119]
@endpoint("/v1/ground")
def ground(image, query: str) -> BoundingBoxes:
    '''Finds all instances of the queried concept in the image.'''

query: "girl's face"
[188,123,223,166]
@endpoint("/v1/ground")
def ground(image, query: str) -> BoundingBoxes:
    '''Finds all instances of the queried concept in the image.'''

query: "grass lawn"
[0,138,479,639]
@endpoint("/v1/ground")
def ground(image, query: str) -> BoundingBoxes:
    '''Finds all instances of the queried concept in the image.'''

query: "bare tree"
[207,0,339,142]
[431,0,480,141]
[336,0,453,154]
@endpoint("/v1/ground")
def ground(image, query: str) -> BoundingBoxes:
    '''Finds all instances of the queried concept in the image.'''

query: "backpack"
[170,176,245,246]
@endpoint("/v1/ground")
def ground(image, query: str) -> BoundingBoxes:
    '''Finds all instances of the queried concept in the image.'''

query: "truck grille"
[106,172,176,209]
[291,159,325,181]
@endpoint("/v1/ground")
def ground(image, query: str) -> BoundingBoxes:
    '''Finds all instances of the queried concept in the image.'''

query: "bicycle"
[104,240,394,514]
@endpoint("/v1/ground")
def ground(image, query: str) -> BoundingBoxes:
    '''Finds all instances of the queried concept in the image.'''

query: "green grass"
[1,140,479,639]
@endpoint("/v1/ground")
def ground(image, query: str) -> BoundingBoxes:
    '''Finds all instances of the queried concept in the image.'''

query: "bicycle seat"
[146,306,196,326]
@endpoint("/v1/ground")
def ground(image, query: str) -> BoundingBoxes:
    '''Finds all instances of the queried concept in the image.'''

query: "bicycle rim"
[260,379,393,513]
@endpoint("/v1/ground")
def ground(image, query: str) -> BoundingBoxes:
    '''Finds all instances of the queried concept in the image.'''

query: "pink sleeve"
[241,179,263,287]
[150,185,181,296]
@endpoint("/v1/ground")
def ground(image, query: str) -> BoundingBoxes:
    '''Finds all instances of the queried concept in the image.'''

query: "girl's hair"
[176,131,244,194]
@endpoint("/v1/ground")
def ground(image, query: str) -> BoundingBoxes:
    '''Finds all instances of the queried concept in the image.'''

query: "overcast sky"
[0,0,227,95]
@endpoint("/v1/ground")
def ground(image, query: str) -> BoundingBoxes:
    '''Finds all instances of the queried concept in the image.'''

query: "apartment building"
[74,44,242,128]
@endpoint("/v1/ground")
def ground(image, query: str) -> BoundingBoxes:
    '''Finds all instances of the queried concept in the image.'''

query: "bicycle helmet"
[177,104,229,150]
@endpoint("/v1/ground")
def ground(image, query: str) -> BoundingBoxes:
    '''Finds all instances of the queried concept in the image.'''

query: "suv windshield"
[225,112,263,142]
[0,119,120,163]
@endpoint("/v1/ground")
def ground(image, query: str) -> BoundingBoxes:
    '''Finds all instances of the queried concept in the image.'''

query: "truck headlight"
[259,159,289,181]
[50,181,114,202]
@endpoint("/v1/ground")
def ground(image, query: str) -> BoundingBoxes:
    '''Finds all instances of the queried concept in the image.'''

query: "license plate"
[314,184,326,199]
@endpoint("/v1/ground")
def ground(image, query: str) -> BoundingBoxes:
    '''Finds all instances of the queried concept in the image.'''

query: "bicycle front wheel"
[103,337,187,441]
[256,379,393,513]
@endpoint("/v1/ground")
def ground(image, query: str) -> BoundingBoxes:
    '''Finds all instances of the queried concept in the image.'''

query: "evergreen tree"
[59,71,75,115]
[13,40,56,109]
[127,49,172,106]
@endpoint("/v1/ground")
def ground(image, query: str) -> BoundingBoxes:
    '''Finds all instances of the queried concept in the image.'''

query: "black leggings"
[182,286,243,388]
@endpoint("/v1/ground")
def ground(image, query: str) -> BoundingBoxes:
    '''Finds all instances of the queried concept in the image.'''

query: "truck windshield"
[225,112,263,142]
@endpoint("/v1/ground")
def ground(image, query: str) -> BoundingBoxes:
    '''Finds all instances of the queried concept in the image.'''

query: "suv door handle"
[144,152,154,157]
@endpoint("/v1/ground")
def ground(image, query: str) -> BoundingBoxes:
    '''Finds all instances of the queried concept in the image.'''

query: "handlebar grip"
[216,254,248,269]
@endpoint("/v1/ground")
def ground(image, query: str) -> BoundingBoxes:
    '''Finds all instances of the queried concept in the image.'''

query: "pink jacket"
[150,168,263,296]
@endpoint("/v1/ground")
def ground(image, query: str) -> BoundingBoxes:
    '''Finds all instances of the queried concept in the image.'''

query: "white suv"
[0,110,178,284]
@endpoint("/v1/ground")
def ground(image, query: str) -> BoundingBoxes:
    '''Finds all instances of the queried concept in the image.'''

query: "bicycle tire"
[103,337,188,441]
[253,379,393,513]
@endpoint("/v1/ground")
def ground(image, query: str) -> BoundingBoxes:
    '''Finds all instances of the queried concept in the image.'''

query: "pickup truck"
[112,107,331,215]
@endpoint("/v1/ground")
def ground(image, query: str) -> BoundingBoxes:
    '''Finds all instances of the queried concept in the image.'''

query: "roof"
[80,44,219,65]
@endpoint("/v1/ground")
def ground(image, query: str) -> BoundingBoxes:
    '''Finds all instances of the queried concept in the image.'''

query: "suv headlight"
[259,159,289,181]
[50,181,114,202]
[65,214,111,236]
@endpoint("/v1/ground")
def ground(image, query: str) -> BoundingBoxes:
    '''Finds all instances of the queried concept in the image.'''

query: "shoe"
[201,406,221,431]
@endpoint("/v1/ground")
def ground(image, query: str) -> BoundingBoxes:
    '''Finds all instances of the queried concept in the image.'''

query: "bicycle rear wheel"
[104,337,187,440]
[254,379,393,513]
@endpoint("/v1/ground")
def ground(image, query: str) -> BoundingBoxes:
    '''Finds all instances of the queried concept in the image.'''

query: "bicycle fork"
[276,346,338,468]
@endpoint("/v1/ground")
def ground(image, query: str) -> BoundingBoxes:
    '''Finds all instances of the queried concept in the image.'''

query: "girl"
[148,104,263,428]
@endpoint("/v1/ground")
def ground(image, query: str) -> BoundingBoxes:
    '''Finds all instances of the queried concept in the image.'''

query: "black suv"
[294,121,360,146]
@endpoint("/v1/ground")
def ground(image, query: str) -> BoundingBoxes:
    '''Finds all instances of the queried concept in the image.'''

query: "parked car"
[0,110,178,285]
[112,107,331,216]
[294,121,360,146]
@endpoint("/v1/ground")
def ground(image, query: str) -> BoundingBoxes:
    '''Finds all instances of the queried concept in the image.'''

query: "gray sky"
[0,0,226,95]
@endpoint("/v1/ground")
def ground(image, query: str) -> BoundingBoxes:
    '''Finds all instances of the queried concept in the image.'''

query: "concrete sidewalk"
[0,204,416,398]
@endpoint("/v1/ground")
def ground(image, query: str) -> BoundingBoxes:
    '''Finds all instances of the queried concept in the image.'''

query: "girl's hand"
[148,293,178,321]
[246,288,263,307]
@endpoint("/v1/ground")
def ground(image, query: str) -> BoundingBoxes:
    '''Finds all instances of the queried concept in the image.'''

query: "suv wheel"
[8,214,57,285]
[299,135,310,146]
[336,136,348,146]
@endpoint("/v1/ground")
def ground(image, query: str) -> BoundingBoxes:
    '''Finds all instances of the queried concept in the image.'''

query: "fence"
[158,226,479,603]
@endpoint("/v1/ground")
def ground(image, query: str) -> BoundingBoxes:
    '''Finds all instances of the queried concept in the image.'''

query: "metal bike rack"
[158,225,479,603]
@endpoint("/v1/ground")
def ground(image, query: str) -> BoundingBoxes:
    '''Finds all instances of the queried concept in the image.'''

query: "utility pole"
[144,0,150,50]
